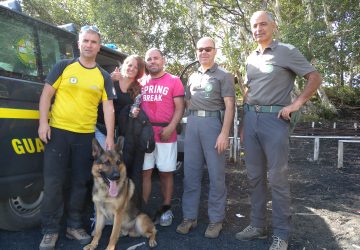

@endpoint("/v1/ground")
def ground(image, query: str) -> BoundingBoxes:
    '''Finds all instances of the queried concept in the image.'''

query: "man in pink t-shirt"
[141,48,184,226]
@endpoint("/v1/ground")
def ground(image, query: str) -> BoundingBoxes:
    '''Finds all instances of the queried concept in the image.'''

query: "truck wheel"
[0,191,43,231]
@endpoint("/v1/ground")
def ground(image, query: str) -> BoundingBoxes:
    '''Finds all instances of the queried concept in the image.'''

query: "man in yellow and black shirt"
[38,26,116,250]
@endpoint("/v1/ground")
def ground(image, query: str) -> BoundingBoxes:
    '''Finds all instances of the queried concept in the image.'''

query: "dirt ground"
[219,136,360,250]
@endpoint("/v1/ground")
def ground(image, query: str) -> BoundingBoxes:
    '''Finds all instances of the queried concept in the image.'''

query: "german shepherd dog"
[84,138,157,250]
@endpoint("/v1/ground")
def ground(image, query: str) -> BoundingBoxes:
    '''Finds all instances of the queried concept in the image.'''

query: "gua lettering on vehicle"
[12,138,44,154]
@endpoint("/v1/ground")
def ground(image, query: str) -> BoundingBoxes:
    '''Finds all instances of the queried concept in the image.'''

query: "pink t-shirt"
[140,73,184,143]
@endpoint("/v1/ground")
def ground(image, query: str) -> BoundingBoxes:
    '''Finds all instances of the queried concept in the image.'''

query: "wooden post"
[337,140,344,168]
[229,136,234,161]
[233,104,238,163]
[314,137,320,161]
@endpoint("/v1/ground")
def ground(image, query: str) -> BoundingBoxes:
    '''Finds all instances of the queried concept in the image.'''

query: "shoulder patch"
[278,42,295,50]
[215,65,230,75]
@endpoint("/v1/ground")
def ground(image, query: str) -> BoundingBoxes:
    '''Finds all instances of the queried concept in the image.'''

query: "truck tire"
[0,191,43,231]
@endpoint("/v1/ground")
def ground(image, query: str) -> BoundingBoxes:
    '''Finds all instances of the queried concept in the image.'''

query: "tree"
[17,0,359,89]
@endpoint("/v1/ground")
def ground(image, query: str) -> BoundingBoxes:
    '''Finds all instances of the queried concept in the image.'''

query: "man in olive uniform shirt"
[235,11,322,250]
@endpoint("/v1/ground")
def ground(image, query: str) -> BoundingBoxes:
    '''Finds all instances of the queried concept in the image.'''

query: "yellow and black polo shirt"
[45,58,116,133]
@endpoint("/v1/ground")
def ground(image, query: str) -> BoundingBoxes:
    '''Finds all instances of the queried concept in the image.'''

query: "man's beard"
[147,67,162,75]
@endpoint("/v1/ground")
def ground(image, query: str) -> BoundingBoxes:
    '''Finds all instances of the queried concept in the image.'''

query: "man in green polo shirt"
[176,37,235,239]
[235,11,322,250]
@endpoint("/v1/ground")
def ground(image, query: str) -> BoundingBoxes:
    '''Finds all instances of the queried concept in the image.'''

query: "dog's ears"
[115,136,124,154]
[92,138,104,159]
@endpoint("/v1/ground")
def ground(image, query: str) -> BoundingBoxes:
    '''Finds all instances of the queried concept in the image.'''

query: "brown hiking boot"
[66,228,91,245]
[176,218,197,234]
[204,222,223,238]
[39,233,59,250]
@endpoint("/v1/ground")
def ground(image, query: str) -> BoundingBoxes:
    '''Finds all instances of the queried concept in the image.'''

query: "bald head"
[144,47,166,78]
[145,48,164,58]
[196,37,217,70]
[196,37,216,49]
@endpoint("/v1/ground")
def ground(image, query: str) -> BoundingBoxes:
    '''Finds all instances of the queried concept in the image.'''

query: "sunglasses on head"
[80,25,100,34]
[197,47,215,53]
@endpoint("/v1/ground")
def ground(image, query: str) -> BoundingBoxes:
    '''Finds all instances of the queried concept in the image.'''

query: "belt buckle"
[197,110,206,117]
[255,105,261,112]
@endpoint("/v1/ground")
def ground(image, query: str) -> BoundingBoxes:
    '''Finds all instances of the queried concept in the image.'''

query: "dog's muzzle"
[100,171,120,185]
[99,171,120,197]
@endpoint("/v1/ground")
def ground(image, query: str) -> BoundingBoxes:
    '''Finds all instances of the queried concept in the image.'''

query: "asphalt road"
[0,167,268,250]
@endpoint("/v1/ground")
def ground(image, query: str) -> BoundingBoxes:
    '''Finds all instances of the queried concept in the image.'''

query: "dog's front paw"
[149,239,157,248]
[83,243,97,250]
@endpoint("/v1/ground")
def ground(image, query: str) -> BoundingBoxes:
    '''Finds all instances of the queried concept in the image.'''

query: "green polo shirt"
[186,63,235,111]
[246,40,316,106]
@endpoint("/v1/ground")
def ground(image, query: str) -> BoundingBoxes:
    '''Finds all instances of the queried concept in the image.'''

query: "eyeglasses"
[197,47,215,53]
[80,25,100,34]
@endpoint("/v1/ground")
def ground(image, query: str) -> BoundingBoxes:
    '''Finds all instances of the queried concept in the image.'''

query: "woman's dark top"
[97,81,133,136]
[96,80,145,208]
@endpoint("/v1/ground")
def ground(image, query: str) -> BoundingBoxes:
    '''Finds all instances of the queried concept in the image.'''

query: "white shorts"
[143,142,177,172]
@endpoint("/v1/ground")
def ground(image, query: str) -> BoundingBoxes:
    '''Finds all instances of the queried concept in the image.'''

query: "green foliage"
[165,61,185,76]
[299,86,360,121]
[16,0,359,92]
[316,106,339,121]
[324,86,360,106]
[22,0,92,26]
[300,113,321,122]
[300,107,338,122]
[234,84,243,104]
[278,0,360,87]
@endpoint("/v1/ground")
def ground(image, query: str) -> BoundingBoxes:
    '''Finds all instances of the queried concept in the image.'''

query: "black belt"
[189,110,220,117]
[244,104,283,113]
[151,122,169,127]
